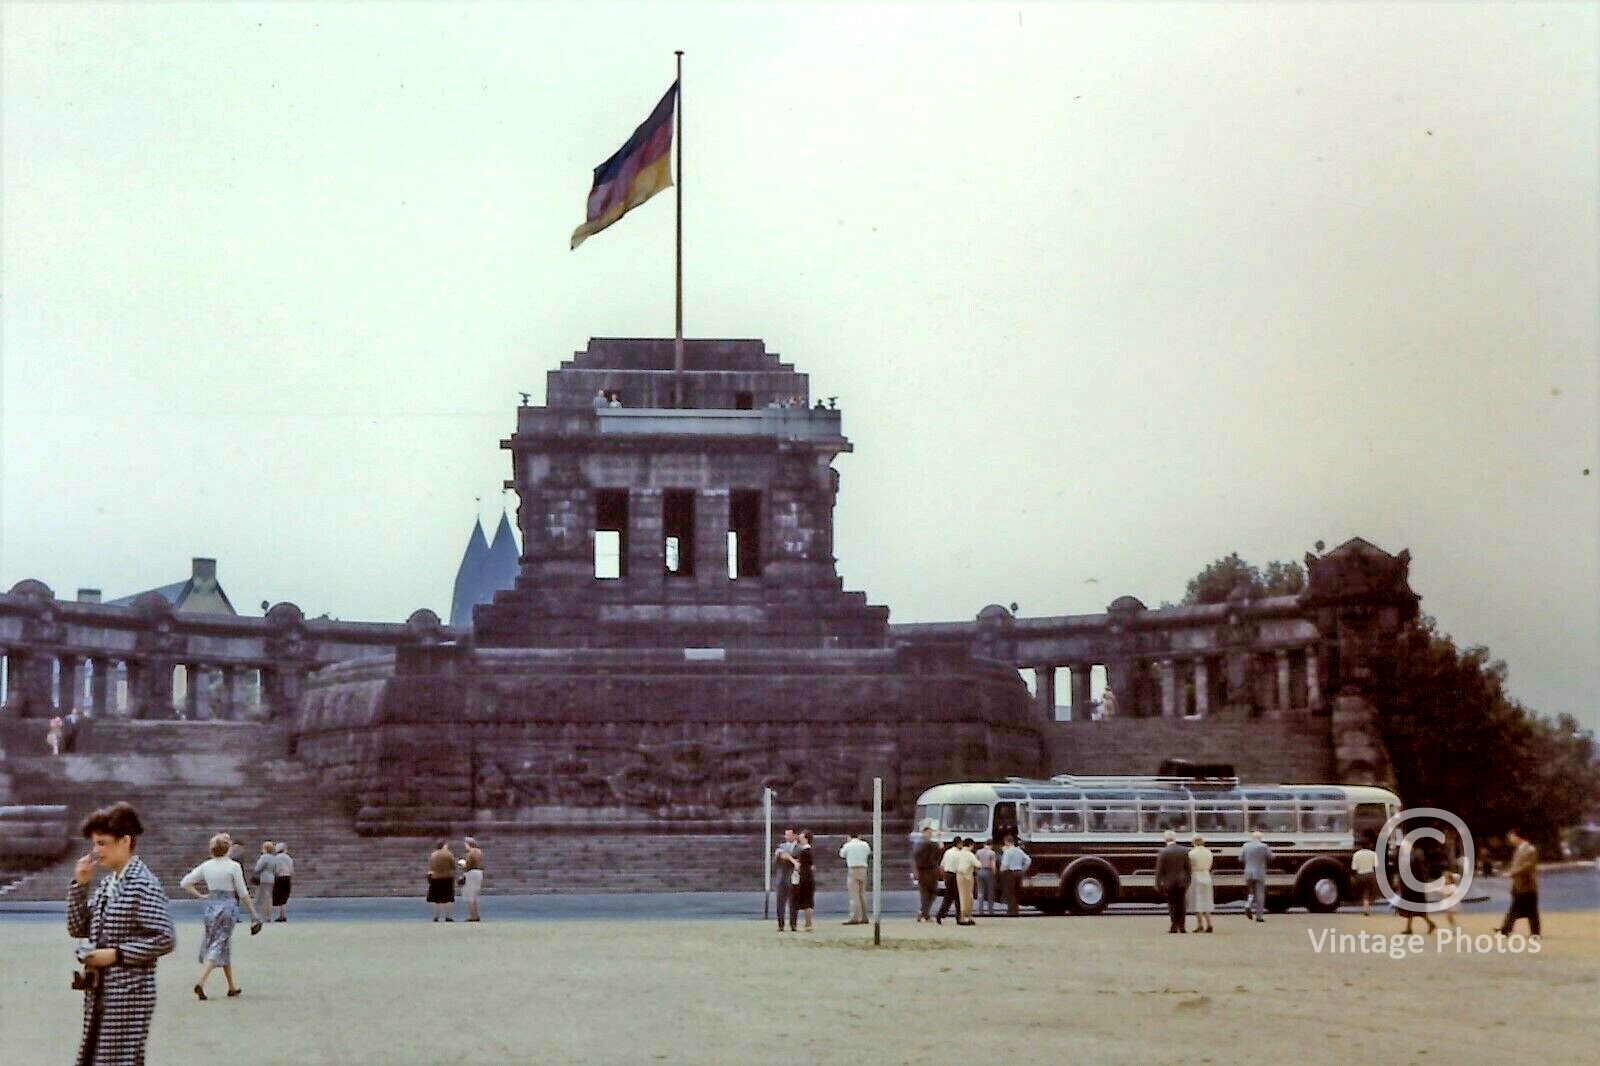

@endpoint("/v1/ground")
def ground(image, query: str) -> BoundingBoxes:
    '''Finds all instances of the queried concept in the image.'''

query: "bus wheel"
[1298,863,1346,913]
[1066,866,1114,915]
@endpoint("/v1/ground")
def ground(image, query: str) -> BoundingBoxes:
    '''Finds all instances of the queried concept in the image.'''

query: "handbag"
[790,868,800,887]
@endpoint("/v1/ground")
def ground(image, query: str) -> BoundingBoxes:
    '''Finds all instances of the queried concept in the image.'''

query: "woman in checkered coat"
[67,802,176,1066]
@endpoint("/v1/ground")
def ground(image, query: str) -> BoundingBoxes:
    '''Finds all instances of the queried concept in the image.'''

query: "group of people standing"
[910,828,1033,923]
[426,838,486,921]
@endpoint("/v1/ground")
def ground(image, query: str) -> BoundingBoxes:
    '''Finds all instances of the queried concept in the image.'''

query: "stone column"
[90,658,113,717]
[1159,659,1178,718]
[220,667,239,721]
[694,488,730,589]
[7,652,56,718]
[626,488,664,582]
[1034,666,1057,720]
[1193,658,1210,717]
[183,666,201,720]
[1305,645,1322,710]
[1069,667,1092,721]
[1276,650,1292,711]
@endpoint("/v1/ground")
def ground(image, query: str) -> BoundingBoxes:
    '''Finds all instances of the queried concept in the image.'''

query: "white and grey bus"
[911,774,1400,914]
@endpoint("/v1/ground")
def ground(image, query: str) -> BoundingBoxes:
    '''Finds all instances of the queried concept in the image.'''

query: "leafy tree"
[1182,553,1305,605]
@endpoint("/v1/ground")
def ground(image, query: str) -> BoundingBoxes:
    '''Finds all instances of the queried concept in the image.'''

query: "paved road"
[4,867,1593,924]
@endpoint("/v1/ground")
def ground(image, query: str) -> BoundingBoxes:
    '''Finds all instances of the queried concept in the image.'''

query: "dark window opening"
[729,489,761,579]
[734,391,754,410]
[663,490,695,576]
[594,490,629,579]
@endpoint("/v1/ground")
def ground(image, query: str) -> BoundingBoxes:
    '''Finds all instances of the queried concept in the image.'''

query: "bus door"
[994,801,1019,845]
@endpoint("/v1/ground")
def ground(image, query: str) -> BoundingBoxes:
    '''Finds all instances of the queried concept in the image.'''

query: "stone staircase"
[0,722,808,900]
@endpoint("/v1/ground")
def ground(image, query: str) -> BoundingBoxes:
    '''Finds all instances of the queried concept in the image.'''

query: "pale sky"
[3,3,1596,730]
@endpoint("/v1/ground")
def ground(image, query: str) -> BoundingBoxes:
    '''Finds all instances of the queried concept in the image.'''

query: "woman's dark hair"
[801,830,814,843]
[80,802,143,842]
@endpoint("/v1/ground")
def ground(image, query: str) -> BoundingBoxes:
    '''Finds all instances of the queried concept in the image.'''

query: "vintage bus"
[911,774,1400,914]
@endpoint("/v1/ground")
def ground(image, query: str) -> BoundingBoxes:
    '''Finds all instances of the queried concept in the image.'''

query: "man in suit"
[911,827,941,922]
[773,827,798,931]
[1498,828,1540,939]
[1154,830,1191,933]
[1240,830,1274,922]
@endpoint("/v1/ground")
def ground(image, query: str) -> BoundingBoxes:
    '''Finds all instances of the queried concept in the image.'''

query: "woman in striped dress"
[180,833,262,999]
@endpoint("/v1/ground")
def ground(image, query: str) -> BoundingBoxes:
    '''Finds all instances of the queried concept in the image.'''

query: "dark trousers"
[936,874,957,920]
[1500,890,1540,937]
[775,877,792,927]
[1164,885,1187,931]
[1000,870,1021,915]
[916,869,939,918]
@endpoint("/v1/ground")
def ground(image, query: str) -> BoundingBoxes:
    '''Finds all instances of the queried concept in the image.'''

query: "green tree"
[1182,553,1305,605]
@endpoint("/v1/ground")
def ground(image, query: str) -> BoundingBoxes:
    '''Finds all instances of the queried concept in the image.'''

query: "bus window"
[1245,791,1297,834]
[993,802,1018,843]
[942,804,990,835]
[913,804,938,831]
[1300,801,1350,833]
[1138,793,1192,835]
[1087,796,1138,833]
[1353,803,1388,845]
[1030,803,1084,835]
[1194,799,1246,834]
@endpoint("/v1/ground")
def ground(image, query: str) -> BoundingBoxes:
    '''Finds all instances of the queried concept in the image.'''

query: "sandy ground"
[2,909,1594,1066]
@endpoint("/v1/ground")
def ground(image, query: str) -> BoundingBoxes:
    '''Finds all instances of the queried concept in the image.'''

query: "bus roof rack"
[1049,773,1242,789]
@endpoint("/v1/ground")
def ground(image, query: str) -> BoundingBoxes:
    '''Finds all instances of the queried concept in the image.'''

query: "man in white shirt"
[839,832,872,924]
[999,836,1032,916]
[1350,841,1378,916]
[935,840,965,924]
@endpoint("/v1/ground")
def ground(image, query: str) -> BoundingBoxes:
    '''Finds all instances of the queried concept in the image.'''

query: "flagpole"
[673,50,685,408]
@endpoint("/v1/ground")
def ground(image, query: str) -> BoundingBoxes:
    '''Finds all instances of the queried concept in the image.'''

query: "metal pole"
[872,776,883,946]
[673,50,685,407]
[763,787,773,920]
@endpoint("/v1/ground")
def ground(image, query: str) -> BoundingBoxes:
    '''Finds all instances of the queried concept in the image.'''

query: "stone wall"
[1045,714,1337,783]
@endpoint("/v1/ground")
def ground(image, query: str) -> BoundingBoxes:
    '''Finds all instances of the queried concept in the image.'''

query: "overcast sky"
[3,3,1596,730]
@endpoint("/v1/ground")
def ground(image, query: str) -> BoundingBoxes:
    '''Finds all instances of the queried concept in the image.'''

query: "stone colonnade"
[0,580,449,722]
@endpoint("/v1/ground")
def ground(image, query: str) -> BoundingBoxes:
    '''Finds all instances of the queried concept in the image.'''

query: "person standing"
[935,839,963,924]
[1239,830,1273,922]
[427,840,457,922]
[1155,830,1191,933]
[783,830,815,932]
[951,839,980,925]
[252,841,277,920]
[975,839,997,916]
[270,842,294,922]
[998,835,1031,916]
[64,708,82,752]
[181,832,262,999]
[460,837,485,922]
[1186,834,1215,933]
[773,828,798,931]
[1350,839,1378,916]
[911,827,941,923]
[1398,837,1436,935]
[839,831,871,925]
[48,714,64,756]
[67,802,176,1066]
[1498,828,1540,939]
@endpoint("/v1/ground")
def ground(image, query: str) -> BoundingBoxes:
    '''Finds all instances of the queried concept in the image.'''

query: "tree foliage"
[1178,557,1600,851]
[1380,616,1600,851]
[1182,552,1305,605]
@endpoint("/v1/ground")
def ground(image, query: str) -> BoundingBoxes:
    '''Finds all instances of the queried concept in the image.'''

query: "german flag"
[570,82,678,249]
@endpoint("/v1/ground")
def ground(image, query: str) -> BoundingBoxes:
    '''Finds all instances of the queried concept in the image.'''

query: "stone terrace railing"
[0,581,458,721]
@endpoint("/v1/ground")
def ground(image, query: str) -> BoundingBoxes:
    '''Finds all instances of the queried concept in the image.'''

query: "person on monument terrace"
[460,837,485,922]
[67,801,176,1066]
[48,714,64,756]
[427,840,457,922]
[592,388,608,410]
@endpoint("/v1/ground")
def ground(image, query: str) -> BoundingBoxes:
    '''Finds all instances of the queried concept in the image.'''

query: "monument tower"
[294,338,1046,835]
